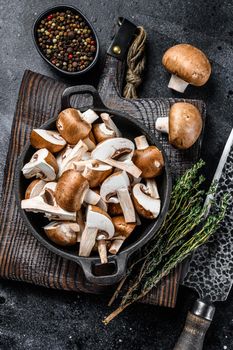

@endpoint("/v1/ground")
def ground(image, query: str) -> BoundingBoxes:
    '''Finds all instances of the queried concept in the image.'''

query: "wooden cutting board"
[0,53,205,307]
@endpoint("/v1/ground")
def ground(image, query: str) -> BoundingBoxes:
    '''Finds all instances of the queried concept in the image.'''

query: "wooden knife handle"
[173,299,215,350]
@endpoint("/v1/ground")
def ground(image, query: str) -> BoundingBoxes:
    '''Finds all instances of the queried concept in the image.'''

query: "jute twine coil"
[123,26,147,99]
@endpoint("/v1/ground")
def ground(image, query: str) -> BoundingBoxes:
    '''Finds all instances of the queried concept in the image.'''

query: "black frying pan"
[15,85,172,286]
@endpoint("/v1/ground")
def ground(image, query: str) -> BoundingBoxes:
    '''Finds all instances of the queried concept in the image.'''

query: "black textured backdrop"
[0,1,232,349]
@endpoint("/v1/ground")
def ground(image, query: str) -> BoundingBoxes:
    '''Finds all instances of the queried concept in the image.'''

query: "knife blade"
[173,128,233,350]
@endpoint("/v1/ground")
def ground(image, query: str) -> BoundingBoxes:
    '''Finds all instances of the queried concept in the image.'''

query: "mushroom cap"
[169,102,203,149]
[30,129,66,153]
[132,146,164,178]
[112,216,136,238]
[44,221,79,246]
[55,170,89,212]
[132,183,161,219]
[162,44,211,86]
[56,108,91,144]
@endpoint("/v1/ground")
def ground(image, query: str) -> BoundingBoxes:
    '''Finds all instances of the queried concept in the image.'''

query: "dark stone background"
[0,0,232,349]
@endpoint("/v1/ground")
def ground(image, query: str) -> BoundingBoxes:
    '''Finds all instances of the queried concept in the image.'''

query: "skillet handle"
[61,85,107,110]
[79,253,127,286]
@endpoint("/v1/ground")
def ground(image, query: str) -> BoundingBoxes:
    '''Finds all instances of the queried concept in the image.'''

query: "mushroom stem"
[155,117,169,134]
[146,179,160,198]
[134,135,149,150]
[79,227,98,257]
[117,188,136,223]
[104,158,142,178]
[109,239,123,255]
[100,113,122,137]
[97,239,108,264]
[84,189,101,205]
[168,74,189,93]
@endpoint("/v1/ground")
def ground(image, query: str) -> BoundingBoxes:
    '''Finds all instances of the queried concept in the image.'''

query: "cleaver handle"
[173,299,215,350]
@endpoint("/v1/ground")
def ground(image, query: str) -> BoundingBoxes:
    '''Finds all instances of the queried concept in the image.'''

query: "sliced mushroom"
[79,205,115,259]
[22,148,58,181]
[156,102,203,150]
[132,180,161,219]
[109,216,136,255]
[100,171,136,223]
[21,195,76,221]
[100,113,122,137]
[82,161,112,188]
[92,123,116,143]
[132,136,164,178]
[55,170,100,212]
[25,179,46,199]
[44,221,80,246]
[162,44,211,93]
[83,131,96,151]
[30,129,66,153]
[92,188,108,212]
[56,140,88,176]
[56,108,91,144]
[91,138,141,178]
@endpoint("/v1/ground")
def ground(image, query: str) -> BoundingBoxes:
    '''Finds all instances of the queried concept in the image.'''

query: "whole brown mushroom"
[56,108,91,145]
[44,221,80,246]
[162,44,211,93]
[156,102,203,150]
[132,136,164,178]
[55,170,89,212]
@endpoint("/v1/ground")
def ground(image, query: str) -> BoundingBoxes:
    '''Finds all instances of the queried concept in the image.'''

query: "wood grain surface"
[0,53,205,307]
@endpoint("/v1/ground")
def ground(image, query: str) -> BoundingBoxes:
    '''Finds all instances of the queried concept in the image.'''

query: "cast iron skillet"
[15,85,172,286]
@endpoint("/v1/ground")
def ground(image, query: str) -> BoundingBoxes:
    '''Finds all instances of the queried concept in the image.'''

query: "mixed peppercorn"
[36,9,97,72]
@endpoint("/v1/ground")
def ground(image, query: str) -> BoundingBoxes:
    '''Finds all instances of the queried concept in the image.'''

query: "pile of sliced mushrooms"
[21,108,165,264]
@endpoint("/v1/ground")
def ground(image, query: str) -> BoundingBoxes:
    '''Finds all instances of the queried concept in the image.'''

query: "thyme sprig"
[104,160,229,324]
